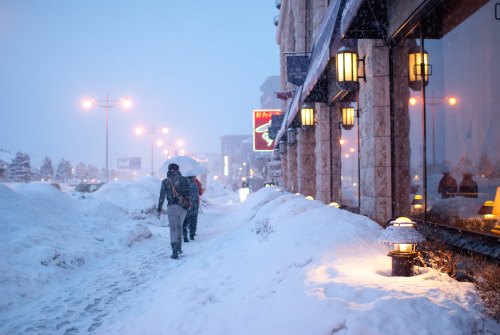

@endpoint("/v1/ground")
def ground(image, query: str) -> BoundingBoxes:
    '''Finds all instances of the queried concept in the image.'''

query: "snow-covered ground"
[1,178,498,335]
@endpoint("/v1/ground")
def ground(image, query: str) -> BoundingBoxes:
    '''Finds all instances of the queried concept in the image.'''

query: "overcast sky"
[0,0,280,171]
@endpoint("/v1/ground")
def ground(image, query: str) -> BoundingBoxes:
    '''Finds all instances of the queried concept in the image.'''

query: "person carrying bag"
[157,163,190,259]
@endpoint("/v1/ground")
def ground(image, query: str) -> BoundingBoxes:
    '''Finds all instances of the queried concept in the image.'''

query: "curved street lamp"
[135,125,169,176]
[83,94,132,182]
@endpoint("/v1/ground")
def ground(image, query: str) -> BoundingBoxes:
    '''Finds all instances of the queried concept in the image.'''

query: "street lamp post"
[409,91,456,165]
[83,93,131,182]
[136,125,168,176]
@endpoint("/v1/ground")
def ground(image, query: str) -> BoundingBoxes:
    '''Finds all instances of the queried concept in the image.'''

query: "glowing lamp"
[83,99,92,109]
[411,195,424,209]
[408,47,429,91]
[329,202,340,208]
[287,128,297,146]
[378,217,425,277]
[341,107,355,130]
[336,46,364,91]
[122,98,132,108]
[478,201,494,220]
[448,97,456,105]
[306,196,314,200]
[300,104,314,126]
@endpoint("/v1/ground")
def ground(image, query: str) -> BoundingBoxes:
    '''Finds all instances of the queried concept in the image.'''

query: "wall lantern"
[411,195,424,209]
[408,47,430,91]
[300,103,315,126]
[279,140,287,155]
[478,201,495,220]
[273,147,280,161]
[328,202,340,208]
[287,127,297,146]
[336,46,365,91]
[378,217,425,277]
[341,106,356,130]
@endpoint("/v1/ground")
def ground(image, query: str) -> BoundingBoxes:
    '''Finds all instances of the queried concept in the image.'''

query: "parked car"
[72,182,105,194]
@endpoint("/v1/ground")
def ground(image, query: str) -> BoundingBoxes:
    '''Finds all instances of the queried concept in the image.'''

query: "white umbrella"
[184,165,210,177]
[159,156,200,175]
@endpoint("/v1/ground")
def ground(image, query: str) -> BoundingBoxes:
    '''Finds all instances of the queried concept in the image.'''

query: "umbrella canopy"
[159,156,200,175]
[184,165,210,177]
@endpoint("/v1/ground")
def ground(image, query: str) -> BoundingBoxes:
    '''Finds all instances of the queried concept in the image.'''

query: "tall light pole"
[83,93,131,182]
[136,125,169,176]
[410,91,456,165]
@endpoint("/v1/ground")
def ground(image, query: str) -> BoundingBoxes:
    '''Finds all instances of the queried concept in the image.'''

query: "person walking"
[183,176,203,241]
[157,163,190,259]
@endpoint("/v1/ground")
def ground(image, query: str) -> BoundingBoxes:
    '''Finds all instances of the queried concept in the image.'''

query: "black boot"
[170,243,179,259]
[189,233,195,240]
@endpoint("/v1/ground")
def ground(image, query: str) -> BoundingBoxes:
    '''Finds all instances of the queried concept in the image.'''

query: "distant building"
[220,135,253,187]
[260,76,281,109]
[274,0,500,258]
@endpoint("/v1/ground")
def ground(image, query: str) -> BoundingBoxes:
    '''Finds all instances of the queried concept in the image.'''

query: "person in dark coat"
[182,176,203,242]
[437,172,458,199]
[157,163,190,259]
[459,173,478,198]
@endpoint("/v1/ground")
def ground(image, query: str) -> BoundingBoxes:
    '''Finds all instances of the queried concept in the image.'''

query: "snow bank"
[1,180,497,335]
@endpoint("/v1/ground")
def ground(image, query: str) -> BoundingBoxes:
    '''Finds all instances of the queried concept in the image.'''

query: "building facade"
[274,0,500,254]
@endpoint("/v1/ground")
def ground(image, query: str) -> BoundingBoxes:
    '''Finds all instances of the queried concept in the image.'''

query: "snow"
[1,178,499,335]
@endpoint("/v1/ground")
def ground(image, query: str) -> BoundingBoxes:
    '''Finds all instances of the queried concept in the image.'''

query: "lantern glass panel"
[301,107,314,126]
[394,243,414,253]
[342,107,355,128]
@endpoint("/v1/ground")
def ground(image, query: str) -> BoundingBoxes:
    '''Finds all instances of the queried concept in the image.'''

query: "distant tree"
[0,159,7,181]
[8,151,32,182]
[39,157,54,180]
[87,165,100,181]
[74,162,88,181]
[56,159,73,182]
[478,153,494,178]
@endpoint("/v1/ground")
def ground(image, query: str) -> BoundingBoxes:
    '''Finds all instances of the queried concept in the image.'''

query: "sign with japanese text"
[286,55,310,86]
[253,109,281,152]
[117,157,141,169]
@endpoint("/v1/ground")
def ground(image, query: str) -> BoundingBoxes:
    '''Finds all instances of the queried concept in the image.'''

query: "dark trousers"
[183,207,199,239]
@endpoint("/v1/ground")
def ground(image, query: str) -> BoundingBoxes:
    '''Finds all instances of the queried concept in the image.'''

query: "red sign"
[253,109,281,152]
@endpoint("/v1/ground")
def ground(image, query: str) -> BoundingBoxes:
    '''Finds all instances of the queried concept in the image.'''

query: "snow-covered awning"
[275,0,343,145]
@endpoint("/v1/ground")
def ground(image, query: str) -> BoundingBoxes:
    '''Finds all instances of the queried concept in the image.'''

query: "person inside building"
[157,163,190,259]
[459,173,478,198]
[182,175,203,242]
[437,171,458,199]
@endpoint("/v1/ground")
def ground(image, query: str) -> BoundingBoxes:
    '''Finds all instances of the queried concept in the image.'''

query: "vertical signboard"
[253,109,281,152]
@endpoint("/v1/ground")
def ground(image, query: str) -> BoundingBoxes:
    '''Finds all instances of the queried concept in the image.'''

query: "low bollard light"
[378,217,425,277]
[328,202,340,208]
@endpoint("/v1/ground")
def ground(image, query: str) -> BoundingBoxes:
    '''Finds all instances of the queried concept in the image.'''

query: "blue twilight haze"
[0,0,279,172]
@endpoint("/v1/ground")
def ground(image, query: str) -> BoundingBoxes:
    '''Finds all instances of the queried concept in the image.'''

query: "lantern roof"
[378,219,425,245]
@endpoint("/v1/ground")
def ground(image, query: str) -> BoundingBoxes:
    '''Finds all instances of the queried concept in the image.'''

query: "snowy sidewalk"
[1,179,499,335]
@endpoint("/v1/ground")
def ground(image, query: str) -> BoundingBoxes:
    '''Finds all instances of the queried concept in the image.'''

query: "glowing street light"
[82,94,131,182]
[135,125,169,176]
[409,92,457,165]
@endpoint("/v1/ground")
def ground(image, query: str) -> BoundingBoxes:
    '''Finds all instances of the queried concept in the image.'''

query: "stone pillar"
[358,39,392,224]
[392,42,411,217]
[280,152,288,189]
[297,127,316,197]
[331,104,342,203]
[287,143,298,193]
[315,104,331,203]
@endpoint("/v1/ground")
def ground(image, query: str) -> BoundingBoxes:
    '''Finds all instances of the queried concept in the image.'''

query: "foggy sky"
[0,0,280,173]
